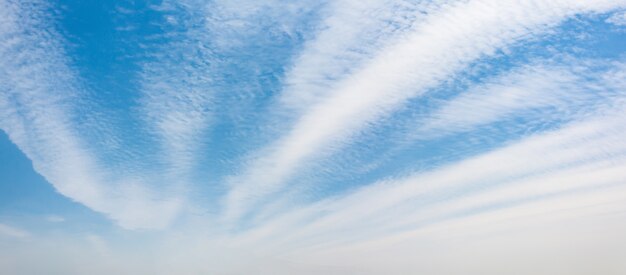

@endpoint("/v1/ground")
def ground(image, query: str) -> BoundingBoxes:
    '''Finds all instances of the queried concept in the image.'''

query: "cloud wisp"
[0,0,181,229]
[218,87,626,271]
[0,223,29,238]
[223,0,626,223]
[1,0,626,274]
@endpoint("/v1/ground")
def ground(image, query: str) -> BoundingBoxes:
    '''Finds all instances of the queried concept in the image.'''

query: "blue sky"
[2,0,626,274]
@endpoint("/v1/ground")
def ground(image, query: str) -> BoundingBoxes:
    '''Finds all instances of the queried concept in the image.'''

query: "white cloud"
[3,92,626,271]
[136,0,321,185]
[0,223,29,238]
[2,1,626,273]
[45,215,65,223]
[279,0,457,110]
[222,84,626,253]
[0,0,181,230]
[136,1,216,183]
[291,188,626,275]
[607,11,626,26]
[223,0,626,223]
[412,64,585,138]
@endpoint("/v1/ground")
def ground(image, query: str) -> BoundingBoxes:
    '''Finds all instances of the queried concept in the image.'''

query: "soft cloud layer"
[223,0,626,222]
[0,0,181,230]
[607,10,626,26]
[1,0,626,274]
[0,224,29,238]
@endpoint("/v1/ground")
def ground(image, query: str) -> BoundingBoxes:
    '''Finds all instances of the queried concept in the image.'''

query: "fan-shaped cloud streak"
[0,0,180,229]
[223,0,626,222]
[1,0,626,274]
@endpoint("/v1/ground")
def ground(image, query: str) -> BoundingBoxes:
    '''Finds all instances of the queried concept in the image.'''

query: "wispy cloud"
[607,10,626,26]
[402,59,626,144]
[136,1,216,182]
[225,87,626,257]
[279,0,455,109]
[0,0,181,229]
[0,223,29,238]
[2,0,626,274]
[44,215,65,223]
[223,0,626,223]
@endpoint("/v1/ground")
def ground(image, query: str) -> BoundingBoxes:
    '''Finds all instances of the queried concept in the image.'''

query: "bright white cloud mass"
[1,0,626,274]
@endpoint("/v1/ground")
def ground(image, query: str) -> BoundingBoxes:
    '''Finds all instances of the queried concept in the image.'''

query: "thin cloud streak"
[1,1,626,274]
[224,60,626,248]
[0,223,29,238]
[136,1,216,193]
[224,0,626,223]
[0,0,181,229]
[279,0,458,110]
[412,64,586,138]
[226,95,626,257]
